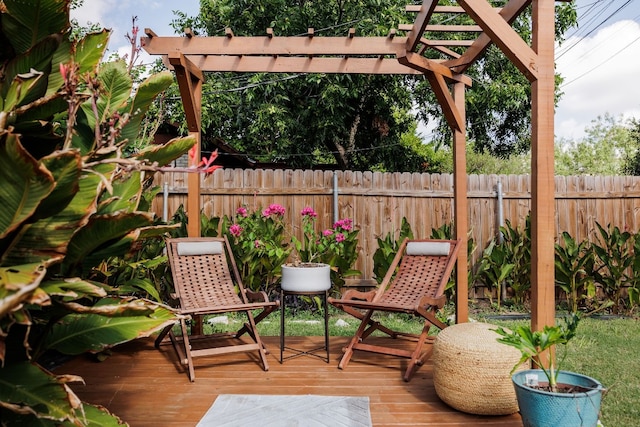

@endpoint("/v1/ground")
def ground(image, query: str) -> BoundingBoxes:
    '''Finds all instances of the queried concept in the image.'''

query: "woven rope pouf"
[433,322,526,415]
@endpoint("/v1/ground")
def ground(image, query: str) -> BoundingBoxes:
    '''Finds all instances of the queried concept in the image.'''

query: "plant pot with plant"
[281,206,360,292]
[494,314,605,427]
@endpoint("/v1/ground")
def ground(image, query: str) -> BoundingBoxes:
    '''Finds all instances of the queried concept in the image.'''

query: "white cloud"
[555,20,640,139]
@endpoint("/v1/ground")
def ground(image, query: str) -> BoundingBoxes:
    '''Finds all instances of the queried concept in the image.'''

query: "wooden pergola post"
[530,0,557,353]
[168,52,204,237]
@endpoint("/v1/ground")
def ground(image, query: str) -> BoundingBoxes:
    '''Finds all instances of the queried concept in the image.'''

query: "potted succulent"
[282,206,359,292]
[494,314,605,427]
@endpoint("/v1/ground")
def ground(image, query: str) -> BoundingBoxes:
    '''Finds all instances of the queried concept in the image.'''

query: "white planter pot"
[281,263,331,292]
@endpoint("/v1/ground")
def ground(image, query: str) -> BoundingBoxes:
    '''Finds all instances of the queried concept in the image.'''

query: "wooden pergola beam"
[397,51,472,86]
[142,34,407,56]
[161,55,425,75]
[405,0,437,51]
[456,0,538,81]
[444,0,531,74]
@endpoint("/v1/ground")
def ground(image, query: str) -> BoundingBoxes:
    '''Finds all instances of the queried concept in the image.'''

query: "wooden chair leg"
[403,323,432,381]
[339,310,374,370]
[154,323,174,348]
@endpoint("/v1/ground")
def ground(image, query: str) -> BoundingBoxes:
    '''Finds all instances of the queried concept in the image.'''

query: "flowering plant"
[225,204,291,293]
[291,206,361,287]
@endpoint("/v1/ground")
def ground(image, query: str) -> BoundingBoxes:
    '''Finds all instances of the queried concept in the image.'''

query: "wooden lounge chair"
[155,236,279,381]
[328,238,461,381]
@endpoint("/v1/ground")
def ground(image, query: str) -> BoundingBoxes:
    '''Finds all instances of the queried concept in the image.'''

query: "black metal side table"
[279,288,330,363]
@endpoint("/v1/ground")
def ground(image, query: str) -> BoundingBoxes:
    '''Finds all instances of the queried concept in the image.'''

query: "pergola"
[142,0,568,337]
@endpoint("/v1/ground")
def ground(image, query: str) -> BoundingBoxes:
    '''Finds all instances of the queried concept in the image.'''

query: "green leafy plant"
[475,239,515,307]
[0,1,200,425]
[290,206,361,288]
[592,222,634,314]
[554,231,595,313]
[225,204,292,294]
[493,314,580,392]
[372,217,414,284]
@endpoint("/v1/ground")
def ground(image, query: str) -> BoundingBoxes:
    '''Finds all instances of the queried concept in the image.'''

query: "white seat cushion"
[177,241,223,256]
[406,241,450,256]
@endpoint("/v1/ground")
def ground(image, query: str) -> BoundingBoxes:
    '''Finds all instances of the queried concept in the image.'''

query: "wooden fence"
[151,169,640,286]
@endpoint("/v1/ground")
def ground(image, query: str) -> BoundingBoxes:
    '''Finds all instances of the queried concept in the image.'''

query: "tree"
[168,1,577,168]
[555,114,634,176]
[167,0,447,172]
[412,2,577,158]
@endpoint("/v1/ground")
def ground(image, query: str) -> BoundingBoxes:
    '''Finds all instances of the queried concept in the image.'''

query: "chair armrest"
[341,289,376,302]
[245,289,269,303]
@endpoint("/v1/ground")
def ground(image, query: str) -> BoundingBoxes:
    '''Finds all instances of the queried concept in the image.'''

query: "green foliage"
[554,231,595,314]
[291,207,360,288]
[372,217,414,284]
[0,1,193,424]
[592,222,635,314]
[475,217,530,306]
[225,205,292,294]
[493,314,580,392]
[555,114,636,176]
[166,0,441,172]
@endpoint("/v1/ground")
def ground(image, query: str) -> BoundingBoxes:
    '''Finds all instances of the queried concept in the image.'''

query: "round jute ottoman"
[433,322,526,415]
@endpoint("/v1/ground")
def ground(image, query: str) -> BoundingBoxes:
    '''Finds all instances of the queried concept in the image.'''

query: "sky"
[71,0,640,141]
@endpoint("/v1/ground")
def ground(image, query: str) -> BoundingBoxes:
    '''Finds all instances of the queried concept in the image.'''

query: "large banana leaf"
[0,0,69,55]
[119,71,174,145]
[0,133,54,241]
[97,170,142,214]
[61,212,154,275]
[3,161,115,266]
[0,262,47,320]
[0,361,83,424]
[135,135,196,166]
[42,297,177,355]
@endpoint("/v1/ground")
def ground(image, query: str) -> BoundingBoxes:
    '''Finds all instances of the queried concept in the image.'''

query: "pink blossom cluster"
[229,223,243,237]
[334,218,353,231]
[262,204,286,217]
[236,207,248,217]
[301,206,318,217]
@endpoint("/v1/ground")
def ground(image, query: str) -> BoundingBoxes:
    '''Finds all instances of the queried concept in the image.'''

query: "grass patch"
[481,315,640,427]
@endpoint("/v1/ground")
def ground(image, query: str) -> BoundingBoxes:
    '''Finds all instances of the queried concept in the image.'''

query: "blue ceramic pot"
[512,369,603,427]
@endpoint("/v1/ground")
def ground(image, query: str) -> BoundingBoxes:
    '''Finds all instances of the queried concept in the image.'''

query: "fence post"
[333,171,339,224]
[163,182,169,222]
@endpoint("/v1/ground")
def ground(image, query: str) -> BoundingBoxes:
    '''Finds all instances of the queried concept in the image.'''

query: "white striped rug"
[196,394,372,427]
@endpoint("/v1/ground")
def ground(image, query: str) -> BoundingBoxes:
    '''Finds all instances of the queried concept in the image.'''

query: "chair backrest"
[165,236,246,310]
[377,238,461,306]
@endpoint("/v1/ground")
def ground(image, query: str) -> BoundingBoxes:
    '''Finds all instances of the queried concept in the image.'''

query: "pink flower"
[335,233,345,243]
[301,206,317,217]
[254,240,262,248]
[236,207,248,217]
[323,229,333,237]
[334,218,353,231]
[229,224,243,237]
[263,203,285,217]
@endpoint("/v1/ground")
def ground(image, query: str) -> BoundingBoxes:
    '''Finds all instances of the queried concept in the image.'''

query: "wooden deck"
[59,335,523,427]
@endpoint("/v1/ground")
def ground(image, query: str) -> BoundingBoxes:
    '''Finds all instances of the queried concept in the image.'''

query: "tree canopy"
[166,0,578,170]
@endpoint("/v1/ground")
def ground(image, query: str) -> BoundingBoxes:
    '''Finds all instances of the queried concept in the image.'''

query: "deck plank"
[58,336,523,427]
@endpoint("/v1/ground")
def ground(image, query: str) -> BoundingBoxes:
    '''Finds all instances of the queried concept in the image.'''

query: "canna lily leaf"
[97,170,143,214]
[0,361,84,424]
[39,278,107,299]
[0,262,48,320]
[135,135,196,166]
[61,212,154,275]
[0,133,55,241]
[42,297,178,355]
[119,70,174,145]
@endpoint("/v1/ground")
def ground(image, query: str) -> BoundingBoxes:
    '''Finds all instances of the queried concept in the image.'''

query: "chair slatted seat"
[155,236,279,381]
[328,238,461,381]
